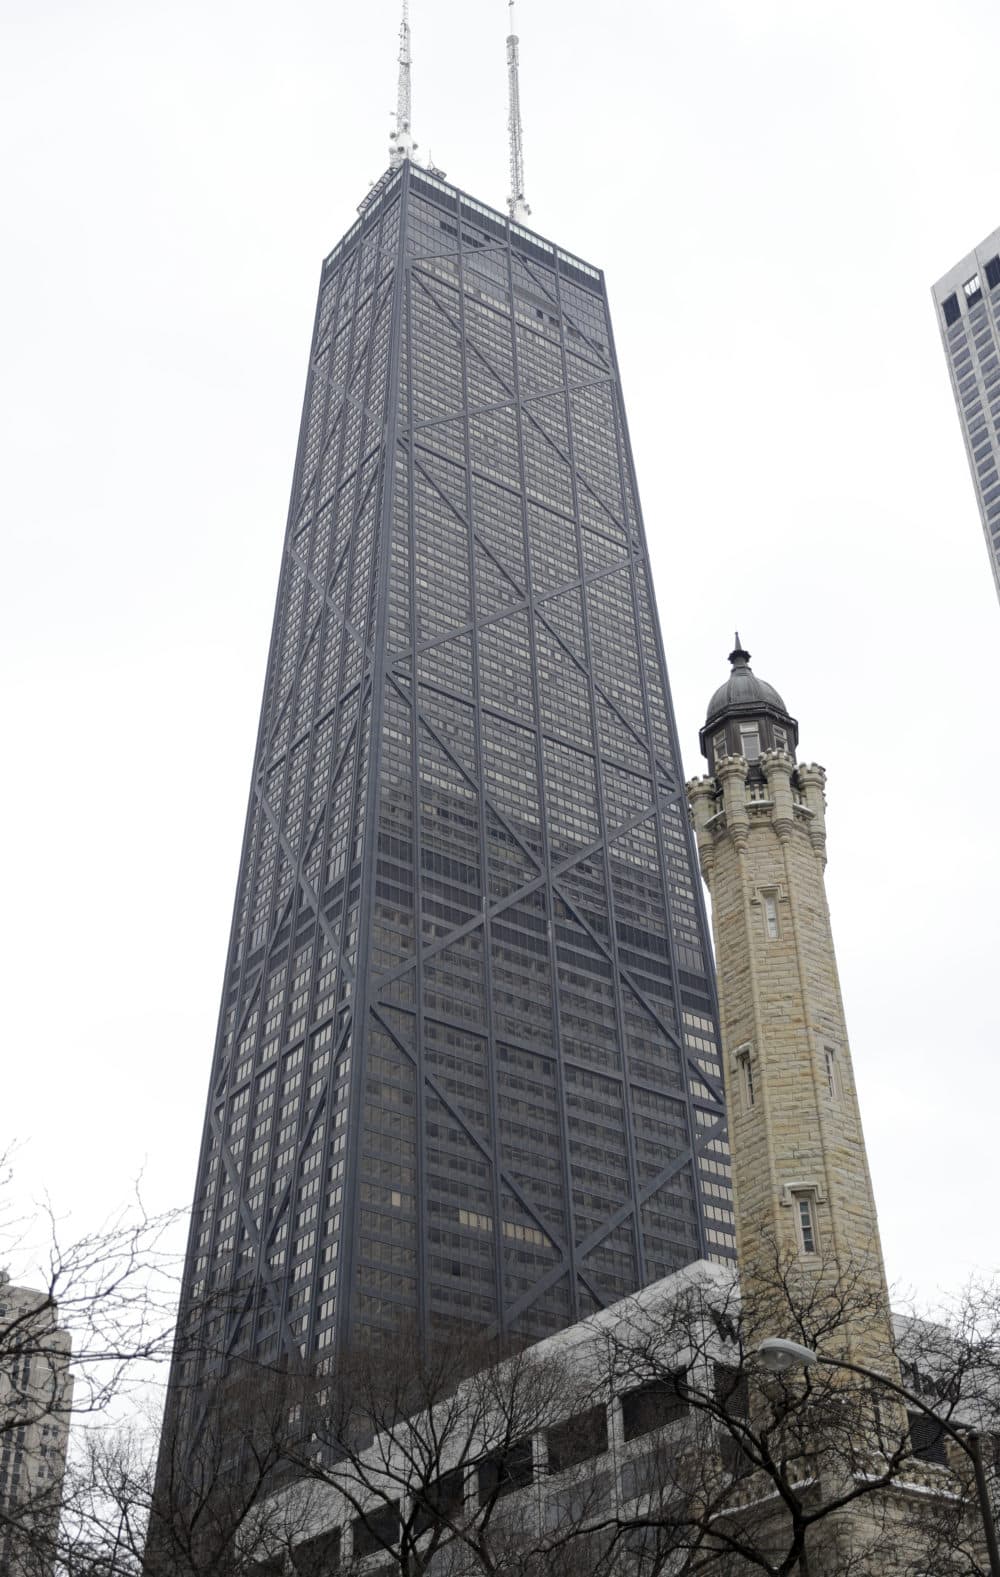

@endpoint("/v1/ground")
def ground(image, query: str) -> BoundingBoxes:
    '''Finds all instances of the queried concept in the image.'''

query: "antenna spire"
[389,0,416,169]
[506,0,531,222]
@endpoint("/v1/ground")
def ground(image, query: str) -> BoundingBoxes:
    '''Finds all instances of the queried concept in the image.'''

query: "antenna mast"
[389,0,416,168]
[506,0,530,221]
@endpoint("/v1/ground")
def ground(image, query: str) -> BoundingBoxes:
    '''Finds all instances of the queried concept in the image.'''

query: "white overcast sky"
[2,0,998,1309]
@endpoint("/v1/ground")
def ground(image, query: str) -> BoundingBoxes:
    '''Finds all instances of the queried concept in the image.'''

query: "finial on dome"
[729,633,751,667]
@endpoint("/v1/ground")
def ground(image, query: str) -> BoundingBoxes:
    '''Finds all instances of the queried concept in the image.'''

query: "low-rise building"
[238,1260,987,1576]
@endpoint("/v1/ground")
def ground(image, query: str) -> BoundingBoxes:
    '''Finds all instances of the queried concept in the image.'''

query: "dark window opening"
[477,1437,533,1501]
[621,1372,689,1441]
[713,1363,749,1420]
[719,1430,752,1477]
[987,256,1000,291]
[547,1404,609,1473]
[352,1503,401,1558]
[412,1466,466,1535]
[908,1411,948,1467]
[292,1528,342,1576]
[713,1363,753,1476]
[943,293,961,327]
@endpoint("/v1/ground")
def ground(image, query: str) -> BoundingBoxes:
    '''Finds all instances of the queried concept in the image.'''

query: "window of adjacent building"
[762,892,779,941]
[352,1503,400,1558]
[794,1193,818,1255]
[942,292,961,326]
[739,722,761,761]
[908,1411,948,1467]
[412,1467,466,1535]
[713,1362,750,1421]
[965,273,983,303]
[547,1404,609,1473]
[736,1046,755,1109]
[292,1529,342,1577]
[714,1363,752,1477]
[477,1438,533,1502]
[621,1372,689,1441]
[824,1046,838,1099]
[987,255,1000,291]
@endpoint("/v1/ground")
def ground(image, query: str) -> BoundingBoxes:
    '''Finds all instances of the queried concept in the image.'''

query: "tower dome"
[699,635,798,775]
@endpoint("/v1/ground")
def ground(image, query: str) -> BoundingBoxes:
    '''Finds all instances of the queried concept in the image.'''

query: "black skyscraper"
[170,164,733,1402]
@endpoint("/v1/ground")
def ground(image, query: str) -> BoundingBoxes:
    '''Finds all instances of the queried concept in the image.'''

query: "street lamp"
[757,1336,1000,1577]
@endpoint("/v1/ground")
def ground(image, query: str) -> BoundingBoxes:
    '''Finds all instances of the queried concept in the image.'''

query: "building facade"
[932,229,1000,606]
[686,642,895,1371]
[168,160,734,1419]
[0,1278,72,1575]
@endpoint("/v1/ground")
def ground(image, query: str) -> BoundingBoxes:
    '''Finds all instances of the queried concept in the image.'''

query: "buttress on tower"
[686,640,893,1369]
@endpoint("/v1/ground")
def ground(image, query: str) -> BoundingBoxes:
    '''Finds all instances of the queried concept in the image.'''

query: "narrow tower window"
[738,722,761,761]
[736,1045,755,1109]
[762,892,779,940]
[713,729,727,762]
[824,1046,838,1099]
[773,725,787,752]
[794,1194,818,1255]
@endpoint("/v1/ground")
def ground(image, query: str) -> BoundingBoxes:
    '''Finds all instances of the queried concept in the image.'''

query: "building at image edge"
[933,227,1000,608]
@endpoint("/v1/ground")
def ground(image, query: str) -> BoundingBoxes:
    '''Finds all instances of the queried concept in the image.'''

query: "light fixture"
[757,1337,820,1374]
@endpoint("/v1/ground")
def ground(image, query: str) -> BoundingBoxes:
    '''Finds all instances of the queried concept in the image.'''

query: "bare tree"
[7,1166,998,1577]
[234,1252,1000,1577]
[70,1369,305,1577]
[0,1157,181,1576]
[584,1248,1000,1576]
[122,1255,999,1577]
[271,1323,597,1577]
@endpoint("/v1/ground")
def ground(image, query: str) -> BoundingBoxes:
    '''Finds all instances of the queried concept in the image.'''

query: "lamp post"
[757,1336,1000,1577]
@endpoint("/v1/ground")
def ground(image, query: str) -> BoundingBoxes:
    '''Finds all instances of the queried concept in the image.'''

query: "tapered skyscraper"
[168,160,733,1414]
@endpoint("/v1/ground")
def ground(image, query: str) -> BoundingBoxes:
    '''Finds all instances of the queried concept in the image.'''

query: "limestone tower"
[687,639,894,1369]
